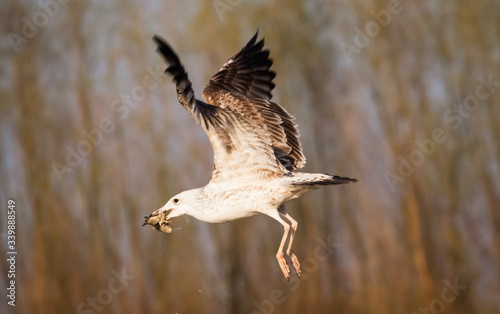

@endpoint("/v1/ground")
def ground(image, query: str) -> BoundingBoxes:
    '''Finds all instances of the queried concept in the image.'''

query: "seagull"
[144,31,358,280]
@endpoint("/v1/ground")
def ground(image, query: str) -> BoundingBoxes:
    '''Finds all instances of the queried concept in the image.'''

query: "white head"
[160,188,201,220]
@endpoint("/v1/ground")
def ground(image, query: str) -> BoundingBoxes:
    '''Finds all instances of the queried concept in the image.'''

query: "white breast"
[190,181,289,223]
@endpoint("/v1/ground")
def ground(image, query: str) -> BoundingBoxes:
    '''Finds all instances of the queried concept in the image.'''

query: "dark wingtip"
[243,30,260,51]
[152,34,165,45]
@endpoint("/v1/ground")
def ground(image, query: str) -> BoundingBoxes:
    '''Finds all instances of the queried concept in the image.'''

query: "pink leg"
[280,212,301,276]
[271,213,292,280]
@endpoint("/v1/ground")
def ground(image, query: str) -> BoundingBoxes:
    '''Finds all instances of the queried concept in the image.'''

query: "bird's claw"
[277,253,291,281]
[289,251,302,277]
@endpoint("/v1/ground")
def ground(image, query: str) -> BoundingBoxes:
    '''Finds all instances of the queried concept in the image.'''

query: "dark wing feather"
[203,31,276,102]
[202,32,306,170]
[153,35,286,180]
[153,35,220,130]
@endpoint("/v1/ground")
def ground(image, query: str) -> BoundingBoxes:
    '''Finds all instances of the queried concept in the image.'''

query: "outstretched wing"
[153,35,286,181]
[203,31,306,171]
[203,32,276,101]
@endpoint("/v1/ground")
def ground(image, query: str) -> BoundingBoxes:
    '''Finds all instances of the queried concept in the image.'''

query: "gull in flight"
[144,31,358,280]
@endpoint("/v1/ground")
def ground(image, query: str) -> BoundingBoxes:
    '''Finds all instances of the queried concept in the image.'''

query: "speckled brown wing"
[203,32,306,171]
[203,31,276,101]
[153,34,287,181]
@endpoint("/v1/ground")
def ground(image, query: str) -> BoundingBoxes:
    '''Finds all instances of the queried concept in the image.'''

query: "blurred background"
[1,0,499,313]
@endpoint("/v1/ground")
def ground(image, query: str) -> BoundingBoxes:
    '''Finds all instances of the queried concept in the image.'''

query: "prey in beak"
[142,210,173,234]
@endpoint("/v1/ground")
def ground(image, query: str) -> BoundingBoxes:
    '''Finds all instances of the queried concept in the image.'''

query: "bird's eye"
[173,198,179,204]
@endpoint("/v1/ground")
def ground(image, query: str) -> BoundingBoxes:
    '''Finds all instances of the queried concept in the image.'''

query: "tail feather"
[284,172,358,187]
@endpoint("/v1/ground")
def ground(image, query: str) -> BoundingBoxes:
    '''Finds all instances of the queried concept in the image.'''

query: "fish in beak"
[142,211,173,234]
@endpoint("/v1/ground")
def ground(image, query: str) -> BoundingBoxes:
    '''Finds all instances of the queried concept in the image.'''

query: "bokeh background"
[1,0,499,313]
